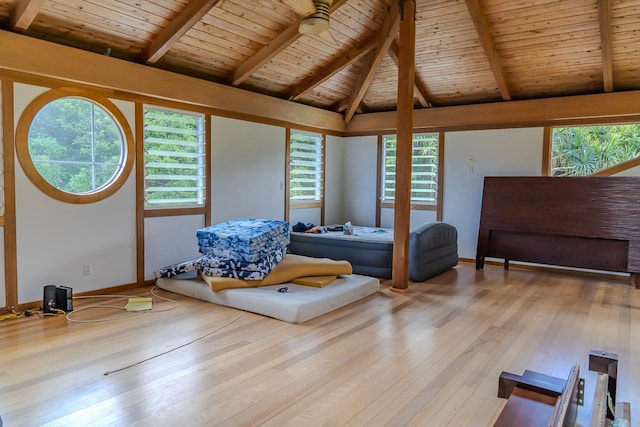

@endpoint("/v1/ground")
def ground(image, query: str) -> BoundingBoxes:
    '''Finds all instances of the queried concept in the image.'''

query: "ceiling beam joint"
[290,37,378,102]
[231,0,349,87]
[343,3,401,123]
[388,39,431,108]
[10,0,45,32]
[599,0,614,92]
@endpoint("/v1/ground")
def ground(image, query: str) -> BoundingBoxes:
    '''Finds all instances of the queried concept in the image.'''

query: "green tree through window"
[27,97,124,194]
[382,133,439,204]
[552,124,640,176]
[144,107,205,207]
[289,130,323,202]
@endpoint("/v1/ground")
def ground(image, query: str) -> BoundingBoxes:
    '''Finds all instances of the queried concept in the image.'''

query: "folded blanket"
[154,258,200,279]
[154,247,286,280]
[198,233,289,261]
[201,254,353,291]
[196,218,290,262]
[200,247,286,280]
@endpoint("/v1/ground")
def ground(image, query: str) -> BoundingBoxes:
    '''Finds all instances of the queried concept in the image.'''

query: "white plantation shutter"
[144,107,206,207]
[382,133,438,204]
[289,131,323,202]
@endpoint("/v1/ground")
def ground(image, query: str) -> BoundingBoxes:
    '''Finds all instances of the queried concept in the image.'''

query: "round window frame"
[15,87,134,204]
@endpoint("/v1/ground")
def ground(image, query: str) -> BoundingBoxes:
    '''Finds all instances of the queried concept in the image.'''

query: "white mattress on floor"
[155,273,380,323]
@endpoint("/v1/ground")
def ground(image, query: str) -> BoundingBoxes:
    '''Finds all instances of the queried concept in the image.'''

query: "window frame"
[15,87,134,204]
[142,105,207,210]
[287,129,325,209]
[548,123,640,177]
[379,132,440,211]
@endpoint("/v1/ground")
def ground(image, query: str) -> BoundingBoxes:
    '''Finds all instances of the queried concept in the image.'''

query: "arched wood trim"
[15,87,134,204]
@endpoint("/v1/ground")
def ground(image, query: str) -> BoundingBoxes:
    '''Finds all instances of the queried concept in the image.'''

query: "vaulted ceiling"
[2,0,640,124]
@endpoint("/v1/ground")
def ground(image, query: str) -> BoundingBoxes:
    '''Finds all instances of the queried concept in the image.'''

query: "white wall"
[324,135,344,224]
[13,83,137,304]
[379,208,437,230]
[288,135,344,227]
[144,215,205,279]
[210,116,285,223]
[442,128,544,259]
[4,80,639,307]
[614,165,640,176]
[342,135,378,226]
[342,135,446,230]
[341,129,543,260]
[4,89,309,305]
[289,208,321,226]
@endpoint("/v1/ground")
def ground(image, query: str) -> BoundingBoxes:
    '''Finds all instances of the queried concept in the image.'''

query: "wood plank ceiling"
[1,0,640,123]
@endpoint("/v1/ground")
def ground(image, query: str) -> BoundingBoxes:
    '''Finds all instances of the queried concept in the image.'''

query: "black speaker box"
[43,285,73,313]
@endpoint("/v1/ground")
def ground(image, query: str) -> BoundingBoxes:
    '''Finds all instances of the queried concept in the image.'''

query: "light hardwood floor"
[1,262,638,426]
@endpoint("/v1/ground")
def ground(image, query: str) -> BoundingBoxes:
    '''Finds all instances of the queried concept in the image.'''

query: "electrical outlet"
[83,263,93,276]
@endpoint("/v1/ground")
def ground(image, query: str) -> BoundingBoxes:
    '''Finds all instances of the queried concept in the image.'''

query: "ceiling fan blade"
[317,29,338,46]
[281,0,317,17]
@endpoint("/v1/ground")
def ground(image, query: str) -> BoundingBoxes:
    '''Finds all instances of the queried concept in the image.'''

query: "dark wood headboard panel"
[475,176,640,287]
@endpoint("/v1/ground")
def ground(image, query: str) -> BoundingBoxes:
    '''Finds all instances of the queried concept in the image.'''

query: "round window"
[16,87,134,203]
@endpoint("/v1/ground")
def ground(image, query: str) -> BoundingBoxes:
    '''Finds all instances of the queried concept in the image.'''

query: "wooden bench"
[494,350,631,427]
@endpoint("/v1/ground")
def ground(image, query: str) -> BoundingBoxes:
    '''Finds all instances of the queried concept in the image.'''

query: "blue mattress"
[196,218,289,262]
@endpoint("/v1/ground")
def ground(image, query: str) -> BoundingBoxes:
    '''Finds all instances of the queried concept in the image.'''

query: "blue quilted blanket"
[196,218,289,262]
[154,247,287,280]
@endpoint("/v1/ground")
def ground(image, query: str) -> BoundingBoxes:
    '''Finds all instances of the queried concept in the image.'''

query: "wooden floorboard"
[0,262,637,426]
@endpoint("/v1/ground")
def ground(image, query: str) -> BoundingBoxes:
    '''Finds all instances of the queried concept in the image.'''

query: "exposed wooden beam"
[464,0,511,101]
[346,90,640,135]
[599,0,614,92]
[388,39,431,107]
[0,30,345,133]
[334,98,349,112]
[10,0,45,32]
[134,103,145,287]
[232,24,301,86]
[231,0,349,86]
[145,0,222,63]
[333,97,364,114]
[290,37,378,101]
[2,80,18,310]
[391,0,416,292]
[344,3,400,123]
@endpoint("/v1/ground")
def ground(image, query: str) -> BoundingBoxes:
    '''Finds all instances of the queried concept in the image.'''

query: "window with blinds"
[382,133,439,204]
[289,130,323,203]
[143,106,206,208]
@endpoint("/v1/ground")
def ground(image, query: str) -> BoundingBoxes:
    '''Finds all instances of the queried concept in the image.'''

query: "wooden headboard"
[475,176,640,288]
